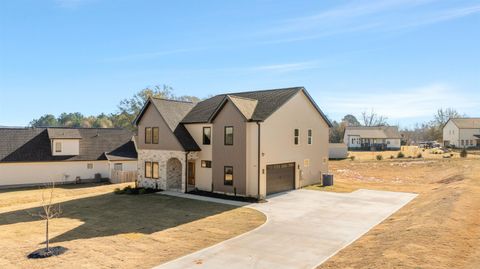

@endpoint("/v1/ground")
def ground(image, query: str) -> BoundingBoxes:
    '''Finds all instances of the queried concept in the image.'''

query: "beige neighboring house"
[0,127,137,188]
[443,118,480,148]
[134,87,332,199]
[343,126,402,151]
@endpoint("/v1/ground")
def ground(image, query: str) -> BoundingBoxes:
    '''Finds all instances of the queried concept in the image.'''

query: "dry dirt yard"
[0,183,265,269]
[310,157,480,269]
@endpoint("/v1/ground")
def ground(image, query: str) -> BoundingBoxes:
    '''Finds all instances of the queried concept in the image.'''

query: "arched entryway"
[166,158,182,190]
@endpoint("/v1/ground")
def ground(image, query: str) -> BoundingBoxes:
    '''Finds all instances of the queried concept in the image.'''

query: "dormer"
[47,128,82,156]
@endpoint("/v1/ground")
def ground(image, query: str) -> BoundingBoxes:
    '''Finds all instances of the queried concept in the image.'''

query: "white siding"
[443,120,459,147]
[51,139,80,156]
[0,161,109,186]
[386,139,401,149]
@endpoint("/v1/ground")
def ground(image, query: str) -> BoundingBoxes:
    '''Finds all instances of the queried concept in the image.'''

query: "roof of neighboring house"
[181,87,332,127]
[134,98,200,151]
[448,118,480,129]
[345,126,402,139]
[0,128,137,163]
[47,128,82,139]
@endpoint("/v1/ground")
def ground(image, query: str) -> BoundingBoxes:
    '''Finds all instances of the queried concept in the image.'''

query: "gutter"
[256,122,261,200]
[185,151,189,193]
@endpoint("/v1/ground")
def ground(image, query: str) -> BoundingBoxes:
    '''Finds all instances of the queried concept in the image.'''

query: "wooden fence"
[110,170,137,184]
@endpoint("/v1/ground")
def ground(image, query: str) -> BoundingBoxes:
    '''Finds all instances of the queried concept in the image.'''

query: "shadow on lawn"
[0,193,238,243]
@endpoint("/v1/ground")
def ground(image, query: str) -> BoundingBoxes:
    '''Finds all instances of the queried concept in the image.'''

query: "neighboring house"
[0,127,137,187]
[343,126,401,150]
[443,118,480,148]
[134,87,332,199]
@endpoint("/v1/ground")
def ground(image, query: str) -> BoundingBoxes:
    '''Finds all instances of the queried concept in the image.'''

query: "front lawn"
[0,184,266,269]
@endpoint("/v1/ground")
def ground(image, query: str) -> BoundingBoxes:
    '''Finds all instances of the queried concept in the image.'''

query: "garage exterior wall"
[254,91,329,199]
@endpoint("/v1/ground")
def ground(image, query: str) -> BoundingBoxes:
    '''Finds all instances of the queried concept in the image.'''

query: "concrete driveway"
[155,189,417,269]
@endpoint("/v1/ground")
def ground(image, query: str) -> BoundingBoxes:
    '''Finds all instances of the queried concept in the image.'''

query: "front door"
[187,162,195,185]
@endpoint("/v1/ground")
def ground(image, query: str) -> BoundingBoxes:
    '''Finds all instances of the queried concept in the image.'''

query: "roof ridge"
[224,86,304,96]
[151,97,194,104]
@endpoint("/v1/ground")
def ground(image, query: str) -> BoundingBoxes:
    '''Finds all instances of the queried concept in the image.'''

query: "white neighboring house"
[0,127,138,188]
[443,118,480,148]
[343,126,402,151]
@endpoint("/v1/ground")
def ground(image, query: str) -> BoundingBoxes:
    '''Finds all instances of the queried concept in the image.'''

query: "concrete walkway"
[155,189,417,269]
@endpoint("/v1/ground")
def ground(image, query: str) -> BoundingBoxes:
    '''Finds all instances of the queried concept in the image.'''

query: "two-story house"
[134,87,332,199]
[443,118,480,148]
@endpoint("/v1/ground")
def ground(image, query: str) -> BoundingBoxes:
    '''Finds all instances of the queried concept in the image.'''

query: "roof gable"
[449,118,480,129]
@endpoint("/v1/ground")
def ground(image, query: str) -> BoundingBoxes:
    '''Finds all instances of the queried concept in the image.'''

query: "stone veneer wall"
[137,149,186,192]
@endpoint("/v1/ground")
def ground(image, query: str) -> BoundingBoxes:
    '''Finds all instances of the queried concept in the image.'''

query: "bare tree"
[361,109,388,126]
[30,182,62,253]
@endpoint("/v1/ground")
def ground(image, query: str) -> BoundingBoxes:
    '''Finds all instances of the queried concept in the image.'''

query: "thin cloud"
[322,83,480,120]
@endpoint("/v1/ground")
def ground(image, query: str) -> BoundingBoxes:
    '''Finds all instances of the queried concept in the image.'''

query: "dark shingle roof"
[0,128,137,163]
[182,87,303,123]
[180,87,332,127]
[47,128,82,139]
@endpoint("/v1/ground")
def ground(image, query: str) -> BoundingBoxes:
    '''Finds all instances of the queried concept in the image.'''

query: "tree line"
[30,85,201,130]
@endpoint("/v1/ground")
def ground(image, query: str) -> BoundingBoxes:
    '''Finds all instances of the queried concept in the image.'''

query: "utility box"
[322,174,334,186]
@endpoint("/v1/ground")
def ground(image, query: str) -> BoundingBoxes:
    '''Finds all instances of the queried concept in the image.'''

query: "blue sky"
[0,0,479,127]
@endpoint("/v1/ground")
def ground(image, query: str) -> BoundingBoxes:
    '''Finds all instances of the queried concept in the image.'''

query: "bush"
[416,153,422,158]
[376,155,383,160]
[114,186,158,195]
[390,155,394,159]
[397,152,405,158]
[113,188,124,194]
[460,148,468,158]
[350,156,355,161]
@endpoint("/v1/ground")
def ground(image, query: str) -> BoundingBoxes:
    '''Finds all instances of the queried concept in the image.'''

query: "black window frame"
[145,127,152,144]
[201,160,212,168]
[224,166,233,185]
[152,162,159,179]
[224,126,234,146]
[294,129,299,145]
[307,129,312,145]
[145,161,152,178]
[202,127,211,145]
[152,127,159,144]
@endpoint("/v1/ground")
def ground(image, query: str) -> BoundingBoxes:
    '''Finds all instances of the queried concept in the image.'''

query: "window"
[471,140,474,146]
[55,141,62,152]
[87,163,93,169]
[145,127,152,144]
[203,127,211,145]
[152,162,159,179]
[145,162,152,178]
[224,166,233,185]
[201,160,212,168]
[224,126,234,145]
[294,129,299,145]
[307,129,313,144]
[114,163,123,171]
[152,127,159,144]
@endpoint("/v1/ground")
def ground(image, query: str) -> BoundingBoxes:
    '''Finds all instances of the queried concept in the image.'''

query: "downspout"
[256,122,261,200]
[184,151,189,193]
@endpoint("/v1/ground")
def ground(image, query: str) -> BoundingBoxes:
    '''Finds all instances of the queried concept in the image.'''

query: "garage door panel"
[267,162,295,195]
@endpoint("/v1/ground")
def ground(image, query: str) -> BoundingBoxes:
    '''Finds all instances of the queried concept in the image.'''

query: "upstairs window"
[145,127,152,144]
[224,166,233,185]
[294,129,299,145]
[224,126,234,145]
[55,141,62,152]
[203,127,211,145]
[152,127,159,144]
[307,129,313,145]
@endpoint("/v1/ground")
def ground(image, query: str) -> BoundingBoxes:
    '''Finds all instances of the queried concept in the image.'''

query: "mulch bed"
[27,246,68,259]
[188,190,259,203]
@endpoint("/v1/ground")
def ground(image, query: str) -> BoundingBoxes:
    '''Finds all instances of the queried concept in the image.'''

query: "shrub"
[376,155,383,160]
[397,152,405,158]
[390,155,394,159]
[113,188,124,194]
[350,156,355,161]
[138,188,147,195]
[417,153,422,158]
[450,153,454,157]
[460,148,468,158]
